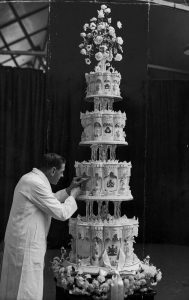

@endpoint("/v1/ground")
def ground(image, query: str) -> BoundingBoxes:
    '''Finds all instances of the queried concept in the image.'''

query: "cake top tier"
[79,4,123,71]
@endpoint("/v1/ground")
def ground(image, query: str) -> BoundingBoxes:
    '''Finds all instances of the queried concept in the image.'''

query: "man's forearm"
[65,186,72,196]
[54,189,70,202]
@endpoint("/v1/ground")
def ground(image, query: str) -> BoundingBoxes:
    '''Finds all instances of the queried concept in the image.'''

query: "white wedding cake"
[66,4,139,274]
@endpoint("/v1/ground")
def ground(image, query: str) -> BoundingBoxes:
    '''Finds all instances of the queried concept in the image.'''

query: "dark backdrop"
[146,81,189,245]
[0,66,47,241]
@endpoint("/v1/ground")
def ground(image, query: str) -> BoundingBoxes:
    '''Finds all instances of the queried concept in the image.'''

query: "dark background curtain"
[0,66,47,241]
[145,80,189,245]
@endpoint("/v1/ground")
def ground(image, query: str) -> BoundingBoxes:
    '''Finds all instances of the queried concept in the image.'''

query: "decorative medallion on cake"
[52,4,162,300]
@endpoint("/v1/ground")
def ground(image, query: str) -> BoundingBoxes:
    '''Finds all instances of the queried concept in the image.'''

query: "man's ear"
[50,167,56,176]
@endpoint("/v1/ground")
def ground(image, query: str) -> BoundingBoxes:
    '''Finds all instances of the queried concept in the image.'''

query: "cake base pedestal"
[56,286,156,300]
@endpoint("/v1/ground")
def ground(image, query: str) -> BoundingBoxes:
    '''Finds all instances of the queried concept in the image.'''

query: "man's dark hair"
[38,153,66,170]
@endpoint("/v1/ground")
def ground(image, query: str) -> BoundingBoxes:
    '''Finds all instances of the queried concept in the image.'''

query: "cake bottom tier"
[69,216,139,270]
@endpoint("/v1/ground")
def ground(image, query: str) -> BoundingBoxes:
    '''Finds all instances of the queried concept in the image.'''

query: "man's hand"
[70,187,81,198]
[70,176,89,188]
[66,177,89,196]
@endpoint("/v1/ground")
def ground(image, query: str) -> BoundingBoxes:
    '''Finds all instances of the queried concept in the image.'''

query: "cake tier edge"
[79,141,128,146]
[77,195,133,201]
[85,95,122,101]
[62,259,140,275]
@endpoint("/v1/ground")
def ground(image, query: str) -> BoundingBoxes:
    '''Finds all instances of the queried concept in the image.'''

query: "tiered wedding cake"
[67,5,140,273]
[52,7,162,299]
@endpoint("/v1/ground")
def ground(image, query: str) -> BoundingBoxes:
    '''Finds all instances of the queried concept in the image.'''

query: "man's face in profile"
[50,163,65,185]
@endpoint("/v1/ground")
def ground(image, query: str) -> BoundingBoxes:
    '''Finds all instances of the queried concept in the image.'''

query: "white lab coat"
[0,168,77,300]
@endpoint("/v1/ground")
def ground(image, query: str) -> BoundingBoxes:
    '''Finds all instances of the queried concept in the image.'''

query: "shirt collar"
[32,168,50,187]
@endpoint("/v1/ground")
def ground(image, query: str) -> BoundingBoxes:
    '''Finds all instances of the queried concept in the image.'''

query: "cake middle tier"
[80,110,127,144]
[75,160,133,201]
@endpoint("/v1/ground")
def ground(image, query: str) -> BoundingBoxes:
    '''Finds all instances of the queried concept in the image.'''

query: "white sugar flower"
[86,45,92,51]
[140,279,147,285]
[52,256,60,262]
[83,281,90,289]
[109,26,115,32]
[80,32,86,38]
[97,275,105,283]
[142,264,157,277]
[83,23,89,31]
[95,52,103,61]
[92,279,100,288]
[98,10,104,18]
[66,265,72,273]
[90,17,97,22]
[104,8,111,14]
[87,33,92,38]
[104,52,111,60]
[117,21,122,29]
[94,35,103,45]
[140,287,148,292]
[99,269,108,277]
[76,276,84,287]
[85,58,91,65]
[100,282,109,293]
[99,45,107,52]
[108,18,111,23]
[109,29,116,37]
[135,272,144,280]
[79,43,84,48]
[97,24,103,31]
[95,65,101,72]
[61,278,67,289]
[67,276,74,284]
[87,283,95,292]
[90,22,96,30]
[156,271,162,281]
[98,22,106,31]
[117,37,123,45]
[80,48,87,55]
[101,4,107,10]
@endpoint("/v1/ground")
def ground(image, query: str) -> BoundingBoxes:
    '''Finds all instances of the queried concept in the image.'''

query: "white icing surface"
[76,215,138,226]
[75,160,132,199]
[85,69,122,99]
[77,194,133,201]
[80,141,128,145]
[80,108,126,143]
[62,259,140,274]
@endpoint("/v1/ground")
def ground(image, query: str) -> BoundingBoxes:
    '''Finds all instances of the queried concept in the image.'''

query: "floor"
[43,243,189,300]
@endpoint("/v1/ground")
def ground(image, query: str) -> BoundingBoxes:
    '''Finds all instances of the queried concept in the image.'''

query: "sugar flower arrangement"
[52,248,162,299]
[123,256,162,297]
[79,4,123,66]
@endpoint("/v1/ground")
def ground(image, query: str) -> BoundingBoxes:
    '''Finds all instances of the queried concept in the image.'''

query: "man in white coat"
[0,153,82,300]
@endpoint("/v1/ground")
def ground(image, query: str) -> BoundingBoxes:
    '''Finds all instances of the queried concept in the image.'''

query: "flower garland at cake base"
[52,251,162,300]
